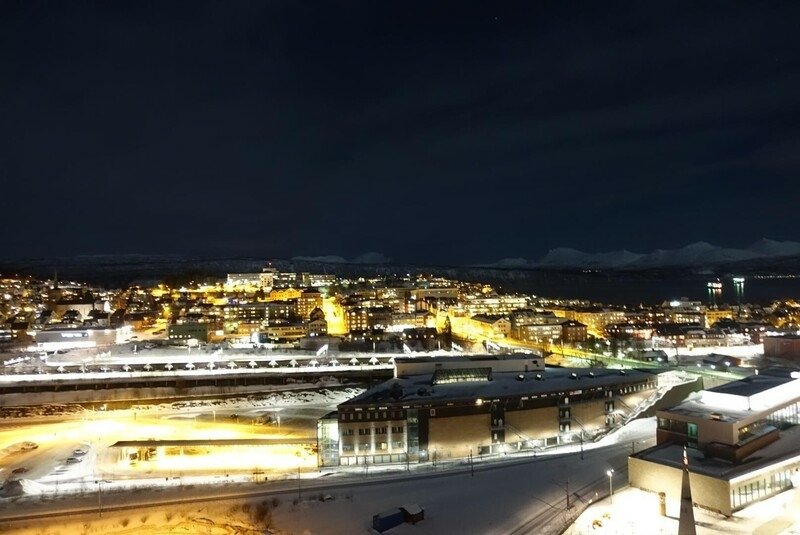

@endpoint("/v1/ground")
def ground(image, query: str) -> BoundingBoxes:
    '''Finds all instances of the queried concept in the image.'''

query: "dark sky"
[2,2,800,264]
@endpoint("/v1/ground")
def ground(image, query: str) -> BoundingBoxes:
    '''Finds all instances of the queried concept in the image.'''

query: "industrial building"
[318,355,659,467]
[32,325,132,350]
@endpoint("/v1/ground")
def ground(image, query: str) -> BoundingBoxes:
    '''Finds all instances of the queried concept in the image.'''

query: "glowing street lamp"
[606,469,614,504]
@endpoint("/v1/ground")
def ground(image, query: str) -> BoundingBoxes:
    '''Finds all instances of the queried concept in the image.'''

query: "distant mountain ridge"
[487,239,800,270]
[3,239,800,289]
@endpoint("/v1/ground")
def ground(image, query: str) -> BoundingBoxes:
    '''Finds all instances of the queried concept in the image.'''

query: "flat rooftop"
[705,374,794,398]
[394,354,538,364]
[661,367,800,422]
[659,398,750,422]
[341,367,656,407]
[633,425,800,481]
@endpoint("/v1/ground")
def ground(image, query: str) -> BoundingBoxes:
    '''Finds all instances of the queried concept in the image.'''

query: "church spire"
[678,445,697,535]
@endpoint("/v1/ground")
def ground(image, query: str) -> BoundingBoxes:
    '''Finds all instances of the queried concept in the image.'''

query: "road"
[0,424,654,534]
[457,328,748,385]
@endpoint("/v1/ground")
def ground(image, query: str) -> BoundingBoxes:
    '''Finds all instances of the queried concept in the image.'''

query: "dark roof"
[706,374,793,398]
[471,314,508,323]
[341,367,655,408]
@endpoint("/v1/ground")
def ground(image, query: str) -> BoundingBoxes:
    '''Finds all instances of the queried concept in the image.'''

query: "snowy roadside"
[0,385,366,421]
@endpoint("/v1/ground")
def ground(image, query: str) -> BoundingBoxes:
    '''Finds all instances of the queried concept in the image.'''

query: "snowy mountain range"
[3,240,800,290]
[291,252,390,265]
[488,239,800,270]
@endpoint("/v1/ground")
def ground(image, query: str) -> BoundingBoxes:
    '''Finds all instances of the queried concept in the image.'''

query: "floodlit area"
[0,413,313,484]
[0,388,360,498]
[5,411,798,534]
[0,418,658,535]
[120,442,316,475]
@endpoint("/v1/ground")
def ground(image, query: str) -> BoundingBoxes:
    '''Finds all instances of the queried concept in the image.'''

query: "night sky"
[2,2,799,265]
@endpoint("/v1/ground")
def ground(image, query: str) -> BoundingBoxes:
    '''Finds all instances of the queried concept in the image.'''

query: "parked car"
[65,456,82,464]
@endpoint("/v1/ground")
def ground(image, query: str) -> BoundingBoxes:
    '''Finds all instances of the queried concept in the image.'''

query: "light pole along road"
[0,433,650,535]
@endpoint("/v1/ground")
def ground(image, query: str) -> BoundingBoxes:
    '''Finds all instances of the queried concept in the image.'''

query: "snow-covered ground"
[132,386,364,413]
[0,386,364,504]
[1,433,651,534]
[0,415,661,535]
[565,483,800,534]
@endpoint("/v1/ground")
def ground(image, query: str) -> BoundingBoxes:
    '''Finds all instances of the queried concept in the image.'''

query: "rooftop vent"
[389,382,404,400]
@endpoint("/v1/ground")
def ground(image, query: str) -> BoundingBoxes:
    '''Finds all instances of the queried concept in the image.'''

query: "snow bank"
[133,387,364,412]
[1,478,47,497]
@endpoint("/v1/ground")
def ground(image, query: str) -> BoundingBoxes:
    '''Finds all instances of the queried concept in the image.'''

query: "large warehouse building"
[629,367,800,516]
[318,355,659,467]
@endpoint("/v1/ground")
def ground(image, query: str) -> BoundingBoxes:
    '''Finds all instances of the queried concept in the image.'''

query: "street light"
[296,451,302,501]
[606,469,614,504]
[96,479,103,517]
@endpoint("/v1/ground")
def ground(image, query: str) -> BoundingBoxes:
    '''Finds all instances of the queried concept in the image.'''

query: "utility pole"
[297,464,301,501]
[469,448,474,477]
[96,480,103,517]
